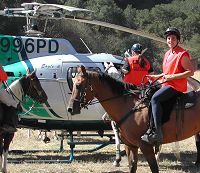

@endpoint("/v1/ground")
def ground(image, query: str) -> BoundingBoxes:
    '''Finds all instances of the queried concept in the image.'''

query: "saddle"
[147,90,196,126]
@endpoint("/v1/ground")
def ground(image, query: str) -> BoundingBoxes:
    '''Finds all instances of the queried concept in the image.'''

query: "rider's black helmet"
[164,27,180,40]
[131,43,142,54]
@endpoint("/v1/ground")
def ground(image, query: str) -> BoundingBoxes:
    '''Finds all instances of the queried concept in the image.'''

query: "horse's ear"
[110,62,114,66]
[77,65,86,76]
[31,69,37,74]
[77,65,82,74]
[26,68,31,75]
[30,70,37,78]
[104,62,108,68]
[80,65,87,76]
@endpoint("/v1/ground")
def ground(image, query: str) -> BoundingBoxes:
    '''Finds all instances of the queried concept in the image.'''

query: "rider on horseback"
[122,43,153,86]
[0,64,19,133]
[141,27,194,144]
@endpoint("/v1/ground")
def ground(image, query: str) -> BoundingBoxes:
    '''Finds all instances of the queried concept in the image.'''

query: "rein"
[86,92,133,106]
[80,77,146,129]
[115,98,145,129]
[4,81,24,103]
[107,76,166,128]
[80,72,167,128]
[3,78,38,115]
[82,79,139,108]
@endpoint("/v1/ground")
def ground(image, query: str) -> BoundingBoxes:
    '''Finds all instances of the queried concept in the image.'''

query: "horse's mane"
[87,70,138,95]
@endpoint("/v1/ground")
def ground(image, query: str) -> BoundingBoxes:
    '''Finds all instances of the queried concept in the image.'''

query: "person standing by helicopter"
[141,27,194,144]
[0,64,18,133]
[122,43,153,86]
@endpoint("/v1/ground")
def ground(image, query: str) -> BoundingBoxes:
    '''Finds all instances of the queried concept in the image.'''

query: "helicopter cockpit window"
[67,66,101,91]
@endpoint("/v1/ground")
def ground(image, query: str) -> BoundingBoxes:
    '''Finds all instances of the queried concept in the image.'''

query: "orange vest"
[0,68,7,81]
[123,56,150,86]
[162,47,190,92]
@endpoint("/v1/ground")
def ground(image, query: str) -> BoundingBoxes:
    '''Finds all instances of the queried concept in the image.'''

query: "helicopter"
[0,2,125,132]
[0,2,182,162]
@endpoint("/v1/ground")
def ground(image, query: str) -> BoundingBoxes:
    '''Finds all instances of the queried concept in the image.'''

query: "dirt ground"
[4,129,200,173]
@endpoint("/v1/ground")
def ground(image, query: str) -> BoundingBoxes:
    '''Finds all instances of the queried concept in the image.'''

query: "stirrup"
[141,130,162,145]
[145,128,154,135]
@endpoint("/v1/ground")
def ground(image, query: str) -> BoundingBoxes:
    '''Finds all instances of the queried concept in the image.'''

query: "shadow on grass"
[137,150,200,172]
[8,149,200,172]
[8,151,117,163]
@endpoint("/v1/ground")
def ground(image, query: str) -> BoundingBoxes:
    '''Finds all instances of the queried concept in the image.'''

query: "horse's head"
[67,65,94,115]
[24,70,48,104]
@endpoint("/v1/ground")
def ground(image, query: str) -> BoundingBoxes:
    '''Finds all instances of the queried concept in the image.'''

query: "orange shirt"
[123,56,150,86]
[162,47,189,92]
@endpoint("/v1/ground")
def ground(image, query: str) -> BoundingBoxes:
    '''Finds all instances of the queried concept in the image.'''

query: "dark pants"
[151,85,180,129]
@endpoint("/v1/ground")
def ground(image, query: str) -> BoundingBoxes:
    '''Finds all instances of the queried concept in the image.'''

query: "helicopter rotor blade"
[0,3,192,50]
[66,18,166,44]
[65,17,193,50]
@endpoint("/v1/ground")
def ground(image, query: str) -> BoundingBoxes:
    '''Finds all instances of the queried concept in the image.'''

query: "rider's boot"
[148,126,163,144]
[141,126,163,145]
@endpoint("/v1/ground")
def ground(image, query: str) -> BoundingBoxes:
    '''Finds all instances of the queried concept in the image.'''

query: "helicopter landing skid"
[63,131,116,162]
[8,130,123,164]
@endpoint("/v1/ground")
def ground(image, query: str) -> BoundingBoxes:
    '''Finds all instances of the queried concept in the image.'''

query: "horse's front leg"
[140,142,159,173]
[2,133,14,173]
[2,149,8,173]
[124,145,138,173]
[111,121,121,167]
[0,134,4,173]
[195,133,200,167]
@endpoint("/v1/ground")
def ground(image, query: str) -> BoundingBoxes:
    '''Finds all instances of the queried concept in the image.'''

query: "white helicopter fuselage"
[2,35,123,130]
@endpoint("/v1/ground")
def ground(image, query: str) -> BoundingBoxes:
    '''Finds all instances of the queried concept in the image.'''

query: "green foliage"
[86,0,125,25]
[187,34,200,59]
[0,0,199,71]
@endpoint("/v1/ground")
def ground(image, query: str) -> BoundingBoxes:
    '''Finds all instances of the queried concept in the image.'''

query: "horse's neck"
[8,80,24,101]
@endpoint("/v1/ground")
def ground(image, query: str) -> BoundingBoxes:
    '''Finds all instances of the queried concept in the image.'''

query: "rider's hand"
[145,74,158,81]
[162,74,174,82]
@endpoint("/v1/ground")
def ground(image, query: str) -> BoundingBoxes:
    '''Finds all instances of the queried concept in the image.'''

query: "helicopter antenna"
[43,18,48,33]
[80,38,92,54]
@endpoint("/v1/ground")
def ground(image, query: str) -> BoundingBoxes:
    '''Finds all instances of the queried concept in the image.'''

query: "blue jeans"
[151,85,180,129]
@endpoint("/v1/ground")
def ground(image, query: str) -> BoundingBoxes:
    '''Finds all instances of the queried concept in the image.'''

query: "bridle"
[26,76,44,103]
[74,73,140,109]
[73,73,95,109]
[4,75,44,114]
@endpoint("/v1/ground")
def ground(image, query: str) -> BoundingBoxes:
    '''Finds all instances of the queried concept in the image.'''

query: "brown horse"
[68,65,200,173]
[0,70,48,173]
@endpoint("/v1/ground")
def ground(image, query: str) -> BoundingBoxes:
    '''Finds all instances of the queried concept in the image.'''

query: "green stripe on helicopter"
[0,35,21,66]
